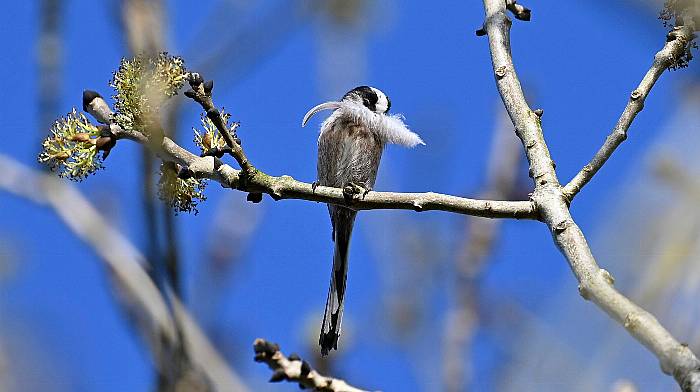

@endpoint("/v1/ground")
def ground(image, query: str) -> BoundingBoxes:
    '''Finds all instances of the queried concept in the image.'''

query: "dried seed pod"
[202,132,213,150]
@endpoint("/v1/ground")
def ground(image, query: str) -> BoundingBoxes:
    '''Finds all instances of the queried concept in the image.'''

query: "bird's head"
[302,85,391,127]
[341,86,391,114]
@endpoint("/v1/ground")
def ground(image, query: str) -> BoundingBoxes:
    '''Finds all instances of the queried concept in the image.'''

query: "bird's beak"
[302,101,342,127]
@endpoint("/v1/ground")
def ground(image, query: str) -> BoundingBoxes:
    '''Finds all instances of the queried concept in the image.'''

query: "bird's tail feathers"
[320,210,355,355]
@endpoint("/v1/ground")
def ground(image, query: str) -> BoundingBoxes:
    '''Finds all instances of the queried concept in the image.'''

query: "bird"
[302,86,424,355]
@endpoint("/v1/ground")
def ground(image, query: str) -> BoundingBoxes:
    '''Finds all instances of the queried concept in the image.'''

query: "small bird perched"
[302,86,424,355]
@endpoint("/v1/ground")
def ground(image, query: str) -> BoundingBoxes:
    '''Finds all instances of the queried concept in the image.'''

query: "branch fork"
[481,1,700,390]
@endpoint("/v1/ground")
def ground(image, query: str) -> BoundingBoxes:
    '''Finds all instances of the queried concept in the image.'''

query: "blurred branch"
[563,16,697,201]
[192,192,260,346]
[0,154,249,392]
[37,0,62,150]
[443,106,522,392]
[120,0,183,294]
[481,1,700,390]
[253,338,368,392]
[654,157,700,201]
[118,3,188,388]
[121,0,164,56]
[118,0,184,296]
[162,208,181,293]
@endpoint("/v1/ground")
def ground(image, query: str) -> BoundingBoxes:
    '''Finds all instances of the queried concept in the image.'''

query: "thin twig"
[506,0,531,21]
[563,22,697,201]
[183,73,253,176]
[481,1,700,390]
[253,338,369,392]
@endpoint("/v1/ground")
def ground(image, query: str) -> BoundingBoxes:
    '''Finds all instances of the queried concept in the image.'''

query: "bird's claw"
[312,181,320,193]
[342,182,366,204]
[362,187,372,199]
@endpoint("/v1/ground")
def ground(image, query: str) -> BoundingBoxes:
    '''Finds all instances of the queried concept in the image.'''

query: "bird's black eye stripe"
[363,97,376,112]
[344,85,378,112]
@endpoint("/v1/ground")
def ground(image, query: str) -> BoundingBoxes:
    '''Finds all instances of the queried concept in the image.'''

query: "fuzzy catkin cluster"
[157,162,207,215]
[110,53,187,134]
[39,53,214,214]
[192,110,233,156]
[38,109,104,181]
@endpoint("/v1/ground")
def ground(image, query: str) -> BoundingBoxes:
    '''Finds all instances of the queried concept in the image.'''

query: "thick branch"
[483,1,557,188]
[253,339,368,392]
[563,23,697,201]
[482,2,700,390]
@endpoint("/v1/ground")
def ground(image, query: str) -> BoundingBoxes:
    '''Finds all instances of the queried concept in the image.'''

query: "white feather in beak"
[302,101,343,127]
[302,100,425,148]
[336,102,425,147]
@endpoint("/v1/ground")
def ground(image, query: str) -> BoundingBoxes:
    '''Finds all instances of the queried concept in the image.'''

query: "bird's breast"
[317,120,384,189]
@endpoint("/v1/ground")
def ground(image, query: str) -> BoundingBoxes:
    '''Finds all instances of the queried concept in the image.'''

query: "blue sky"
[0,1,696,391]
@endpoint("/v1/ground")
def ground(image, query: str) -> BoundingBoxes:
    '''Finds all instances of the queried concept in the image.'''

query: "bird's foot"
[342,182,366,204]
[362,186,372,199]
[311,181,319,193]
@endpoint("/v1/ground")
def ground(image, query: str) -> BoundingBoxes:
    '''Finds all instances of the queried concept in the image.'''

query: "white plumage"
[319,101,425,148]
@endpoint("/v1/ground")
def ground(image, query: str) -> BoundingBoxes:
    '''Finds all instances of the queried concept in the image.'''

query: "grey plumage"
[317,117,383,354]
[303,86,424,355]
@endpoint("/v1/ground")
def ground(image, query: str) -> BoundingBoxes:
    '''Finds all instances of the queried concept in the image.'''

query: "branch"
[100,117,537,219]
[253,339,369,392]
[38,0,62,139]
[183,73,252,175]
[481,2,700,390]
[0,155,249,392]
[563,21,697,201]
[506,0,531,21]
[482,2,557,188]
[79,60,537,220]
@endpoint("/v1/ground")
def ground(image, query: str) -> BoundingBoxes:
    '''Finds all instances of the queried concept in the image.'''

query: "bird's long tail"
[320,208,356,355]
